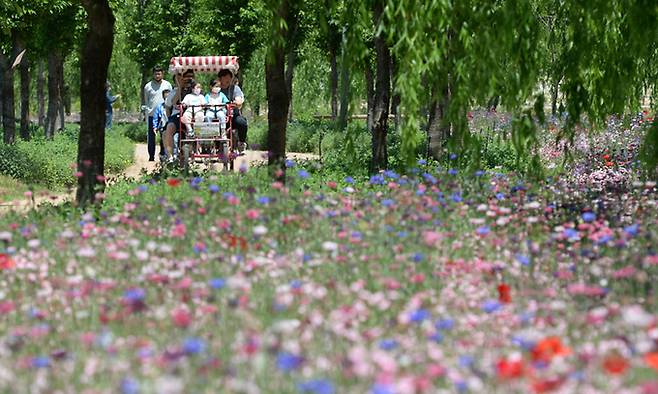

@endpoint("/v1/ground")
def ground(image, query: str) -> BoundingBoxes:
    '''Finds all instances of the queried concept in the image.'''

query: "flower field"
[1,122,657,393]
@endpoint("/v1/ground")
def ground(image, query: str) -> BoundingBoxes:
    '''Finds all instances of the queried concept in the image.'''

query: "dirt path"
[120,143,318,178]
[1,144,318,213]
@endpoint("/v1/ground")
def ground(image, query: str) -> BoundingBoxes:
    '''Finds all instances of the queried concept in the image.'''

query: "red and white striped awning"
[169,56,239,75]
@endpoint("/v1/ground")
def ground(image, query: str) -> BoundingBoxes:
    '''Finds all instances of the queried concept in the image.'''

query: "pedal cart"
[168,56,240,171]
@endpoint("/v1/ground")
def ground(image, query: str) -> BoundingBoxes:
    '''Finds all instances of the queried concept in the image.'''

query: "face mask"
[193,88,202,95]
[212,87,221,94]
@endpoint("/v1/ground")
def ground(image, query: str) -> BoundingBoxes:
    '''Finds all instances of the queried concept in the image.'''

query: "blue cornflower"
[412,253,424,263]
[451,192,463,203]
[208,184,220,194]
[257,196,270,205]
[563,228,579,240]
[449,153,458,160]
[297,379,335,394]
[476,226,490,236]
[582,212,596,223]
[138,184,148,192]
[495,192,505,200]
[417,159,427,165]
[209,278,226,290]
[459,355,474,368]
[371,384,395,394]
[474,170,485,177]
[276,352,303,372]
[516,254,531,266]
[409,309,430,323]
[381,199,395,207]
[120,377,140,394]
[448,168,458,176]
[624,224,639,236]
[378,338,399,351]
[123,288,145,303]
[285,159,296,168]
[428,332,443,343]
[290,280,302,289]
[297,169,310,179]
[383,170,399,179]
[435,318,455,331]
[182,337,206,355]
[369,174,385,185]
[422,173,437,184]
[344,176,355,184]
[481,299,502,313]
[31,356,50,368]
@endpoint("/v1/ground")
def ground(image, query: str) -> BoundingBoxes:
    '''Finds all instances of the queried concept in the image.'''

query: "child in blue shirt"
[152,89,172,159]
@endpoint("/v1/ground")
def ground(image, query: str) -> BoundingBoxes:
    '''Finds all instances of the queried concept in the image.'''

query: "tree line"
[0,0,657,206]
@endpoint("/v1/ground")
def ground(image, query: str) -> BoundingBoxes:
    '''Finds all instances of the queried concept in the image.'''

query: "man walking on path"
[143,66,172,161]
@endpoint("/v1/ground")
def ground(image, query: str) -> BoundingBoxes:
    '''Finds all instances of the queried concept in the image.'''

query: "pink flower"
[171,307,192,328]
[246,209,260,219]
[422,231,442,246]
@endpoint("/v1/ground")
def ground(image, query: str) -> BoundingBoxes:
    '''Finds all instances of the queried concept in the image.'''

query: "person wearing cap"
[143,66,173,161]
[217,69,248,152]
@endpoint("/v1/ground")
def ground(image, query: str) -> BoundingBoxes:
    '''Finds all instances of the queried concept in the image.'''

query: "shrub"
[118,122,147,143]
[0,125,134,188]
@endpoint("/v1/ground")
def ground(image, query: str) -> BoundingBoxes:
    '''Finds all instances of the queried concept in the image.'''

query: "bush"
[0,125,134,188]
[118,122,147,143]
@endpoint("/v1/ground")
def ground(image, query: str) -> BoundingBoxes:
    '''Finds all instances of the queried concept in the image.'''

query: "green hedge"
[0,126,134,188]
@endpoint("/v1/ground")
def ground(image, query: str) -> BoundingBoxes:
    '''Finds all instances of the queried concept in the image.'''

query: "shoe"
[148,158,155,162]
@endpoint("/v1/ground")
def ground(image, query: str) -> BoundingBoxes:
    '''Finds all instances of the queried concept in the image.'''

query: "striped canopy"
[169,56,239,74]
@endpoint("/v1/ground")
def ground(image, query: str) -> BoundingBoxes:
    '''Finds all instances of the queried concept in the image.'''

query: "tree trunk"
[266,0,291,178]
[285,45,296,122]
[427,81,451,161]
[57,55,65,130]
[1,46,18,145]
[329,46,338,120]
[19,51,30,140]
[37,61,46,128]
[77,0,115,207]
[389,56,401,128]
[365,60,375,132]
[551,75,561,116]
[370,1,391,172]
[46,51,63,138]
[337,35,349,131]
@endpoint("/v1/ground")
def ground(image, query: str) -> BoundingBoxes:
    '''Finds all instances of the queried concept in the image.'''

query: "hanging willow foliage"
[381,0,658,170]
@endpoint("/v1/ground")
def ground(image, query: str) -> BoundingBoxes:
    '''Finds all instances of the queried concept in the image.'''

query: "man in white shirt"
[143,66,172,161]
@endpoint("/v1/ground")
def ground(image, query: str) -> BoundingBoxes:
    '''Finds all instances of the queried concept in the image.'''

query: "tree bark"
[1,41,18,145]
[337,35,349,131]
[371,2,390,172]
[266,0,291,178]
[329,47,338,120]
[285,44,296,122]
[37,61,46,128]
[427,81,451,161]
[19,50,30,140]
[77,0,115,207]
[389,56,401,128]
[365,60,375,132]
[46,51,63,138]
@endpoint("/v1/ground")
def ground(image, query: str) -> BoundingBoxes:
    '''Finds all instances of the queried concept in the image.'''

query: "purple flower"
[481,300,502,313]
[120,377,140,394]
[378,338,398,350]
[409,309,430,323]
[276,352,303,372]
[371,384,395,394]
[209,278,226,290]
[31,356,50,368]
[582,212,596,222]
[123,288,146,303]
[285,159,296,168]
[297,169,310,179]
[297,379,334,394]
[435,318,454,330]
[476,226,490,236]
[624,224,639,236]
[209,184,220,194]
[182,337,206,355]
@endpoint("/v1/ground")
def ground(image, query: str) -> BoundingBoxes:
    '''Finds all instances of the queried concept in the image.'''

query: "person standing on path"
[143,66,173,161]
[105,82,120,130]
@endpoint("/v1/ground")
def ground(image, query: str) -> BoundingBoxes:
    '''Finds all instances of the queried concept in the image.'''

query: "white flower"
[253,225,268,236]
[622,305,654,327]
[322,241,338,251]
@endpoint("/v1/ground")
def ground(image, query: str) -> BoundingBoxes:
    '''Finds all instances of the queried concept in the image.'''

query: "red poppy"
[166,178,181,187]
[602,353,629,375]
[531,377,565,393]
[0,253,15,270]
[645,352,658,371]
[602,154,610,160]
[605,161,614,167]
[496,357,524,379]
[498,283,512,303]
[531,337,571,364]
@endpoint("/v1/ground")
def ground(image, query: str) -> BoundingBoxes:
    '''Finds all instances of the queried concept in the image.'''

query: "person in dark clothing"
[217,69,248,152]
[105,82,120,129]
